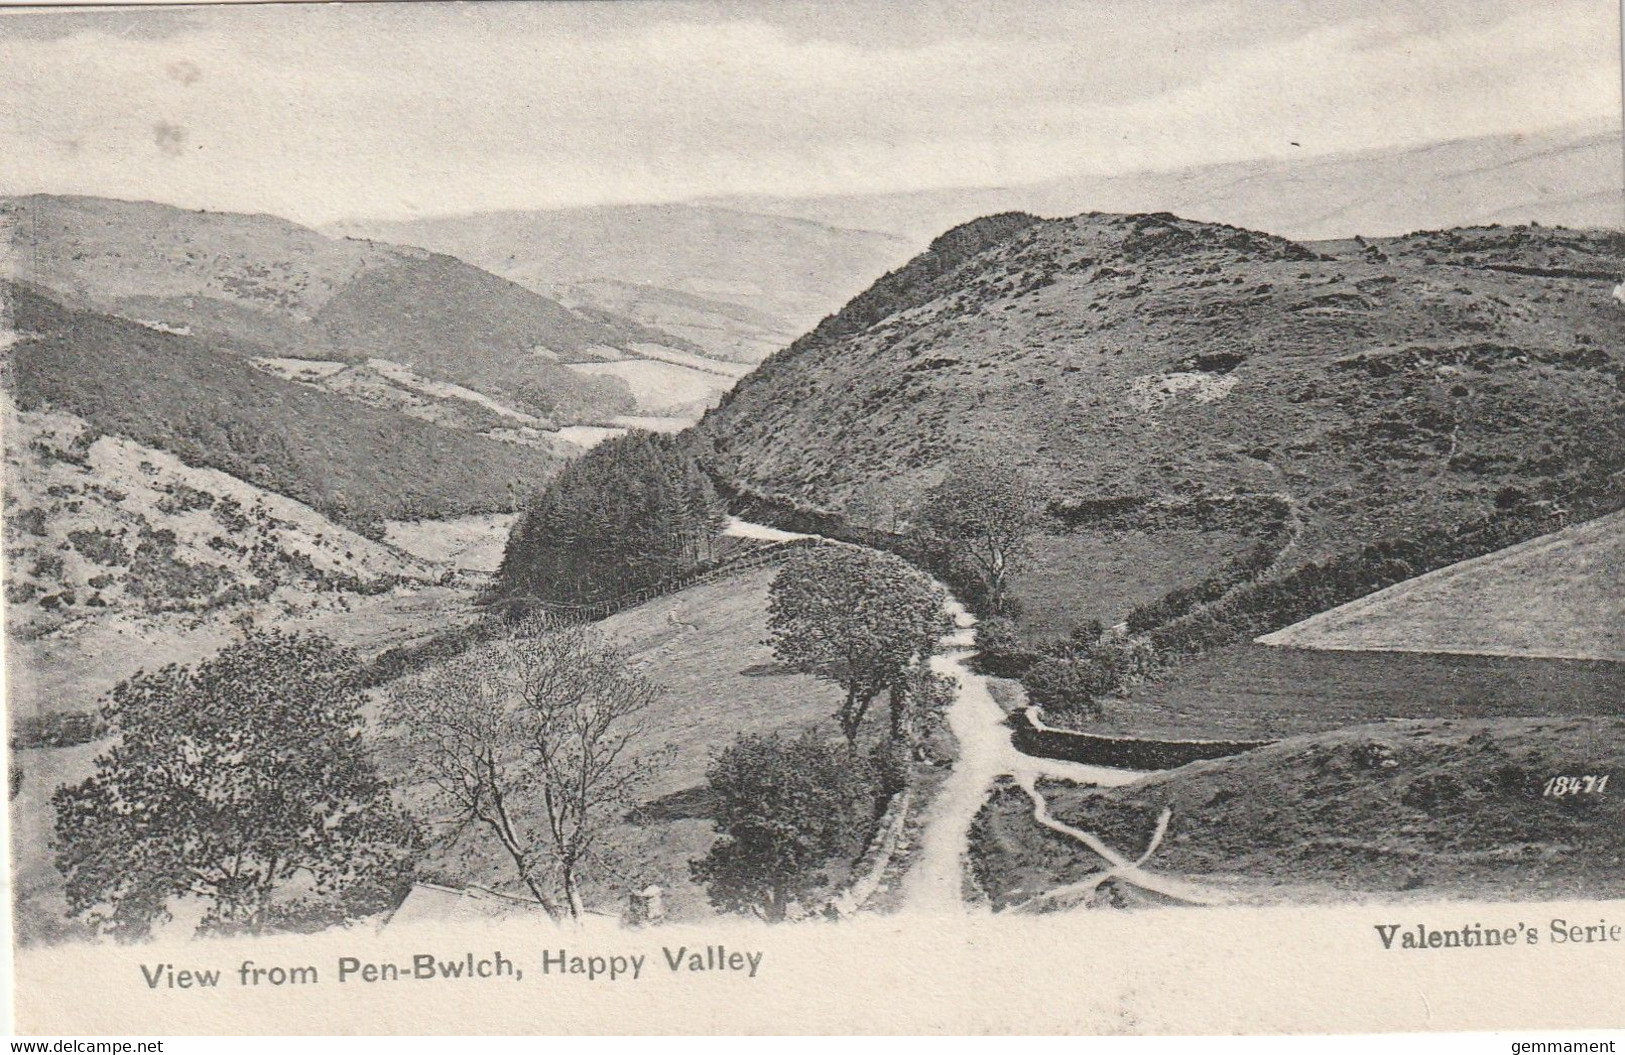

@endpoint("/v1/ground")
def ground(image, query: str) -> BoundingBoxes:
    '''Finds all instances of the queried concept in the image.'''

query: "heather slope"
[700,212,1625,583]
[5,283,562,529]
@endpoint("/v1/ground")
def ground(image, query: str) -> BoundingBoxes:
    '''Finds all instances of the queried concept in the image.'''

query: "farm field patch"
[1091,644,1625,741]
[1011,527,1255,643]
[1260,509,1625,661]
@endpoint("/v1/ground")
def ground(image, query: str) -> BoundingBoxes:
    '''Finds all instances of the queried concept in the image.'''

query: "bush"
[974,615,1036,676]
[67,528,128,566]
[1069,618,1106,649]
[691,730,885,921]
[1021,656,1106,719]
[11,710,108,750]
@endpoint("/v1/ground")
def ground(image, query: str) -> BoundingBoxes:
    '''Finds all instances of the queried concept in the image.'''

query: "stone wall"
[1011,707,1272,770]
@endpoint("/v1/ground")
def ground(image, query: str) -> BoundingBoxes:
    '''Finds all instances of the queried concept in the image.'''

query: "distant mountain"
[545,279,794,364]
[326,203,915,364]
[718,122,1623,244]
[4,283,564,531]
[0,194,720,424]
[699,211,1625,577]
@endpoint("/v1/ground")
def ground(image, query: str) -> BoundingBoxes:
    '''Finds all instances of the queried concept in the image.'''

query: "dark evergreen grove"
[496,431,727,605]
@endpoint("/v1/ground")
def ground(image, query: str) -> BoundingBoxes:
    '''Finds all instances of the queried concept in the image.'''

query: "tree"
[1021,655,1108,719]
[510,626,669,917]
[767,546,947,747]
[916,456,1044,614]
[892,665,958,762]
[690,731,879,922]
[385,620,668,919]
[1021,637,1155,720]
[53,631,420,941]
[498,431,725,605]
[973,614,1036,677]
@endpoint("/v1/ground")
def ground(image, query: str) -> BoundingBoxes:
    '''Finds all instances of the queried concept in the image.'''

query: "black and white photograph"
[2,0,1622,1036]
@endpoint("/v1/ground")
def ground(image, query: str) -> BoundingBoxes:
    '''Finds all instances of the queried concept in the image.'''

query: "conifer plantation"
[497,432,727,605]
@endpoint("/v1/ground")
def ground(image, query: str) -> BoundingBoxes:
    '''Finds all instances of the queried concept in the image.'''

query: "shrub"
[155,483,216,515]
[11,710,108,750]
[67,528,128,566]
[11,507,48,538]
[691,729,884,922]
[1021,656,1106,719]
[974,615,1036,676]
[1069,618,1106,649]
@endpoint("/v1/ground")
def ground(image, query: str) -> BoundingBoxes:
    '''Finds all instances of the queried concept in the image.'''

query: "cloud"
[0,0,1615,224]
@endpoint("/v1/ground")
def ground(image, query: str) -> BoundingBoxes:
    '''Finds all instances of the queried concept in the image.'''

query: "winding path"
[722,517,1209,912]
[896,599,1146,912]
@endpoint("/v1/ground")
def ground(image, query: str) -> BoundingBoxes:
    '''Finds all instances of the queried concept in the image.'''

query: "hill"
[698,212,1625,622]
[722,122,1623,244]
[1260,509,1625,660]
[547,279,797,364]
[327,203,915,364]
[4,283,563,530]
[0,194,716,423]
[969,717,1625,907]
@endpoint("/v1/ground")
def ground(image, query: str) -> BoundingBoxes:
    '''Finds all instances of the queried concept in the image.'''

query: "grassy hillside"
[1261,509,1625,660]
[970,718,1625,907]
[0,194,710,422]
[5,283,562,529]
[327,202,914,362]
[1011,525,1260,642]
[699,212,1625,625]
[310,250,640,421]
[2,401,439,637]
[389,564,845,922]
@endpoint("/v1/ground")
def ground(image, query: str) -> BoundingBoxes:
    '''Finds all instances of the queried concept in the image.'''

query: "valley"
[6,183,1624,941]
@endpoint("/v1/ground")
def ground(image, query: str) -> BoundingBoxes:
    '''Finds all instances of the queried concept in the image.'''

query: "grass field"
[598,564,844,798]
[402,563,847,923]
[1260,509,1625,661]
[1090,644,1625,740]
[970,717,1625,908]
[1011,527,1254,643]
[593,562,854,920]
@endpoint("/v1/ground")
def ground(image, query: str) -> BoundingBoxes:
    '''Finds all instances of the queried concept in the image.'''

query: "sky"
[0,0,1619,225]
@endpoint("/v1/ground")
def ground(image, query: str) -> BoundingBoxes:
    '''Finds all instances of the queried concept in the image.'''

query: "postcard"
[3,0,1622,1035]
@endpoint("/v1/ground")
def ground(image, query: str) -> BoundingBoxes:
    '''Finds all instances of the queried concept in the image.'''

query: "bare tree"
[916,456,1045,613]
[510,625,669,918]
[382,635,562,916]
[384,618,668,919]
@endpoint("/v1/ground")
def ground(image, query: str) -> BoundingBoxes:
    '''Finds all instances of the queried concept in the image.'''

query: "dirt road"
[897,599,1143,912]
[721,517,1171,913]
